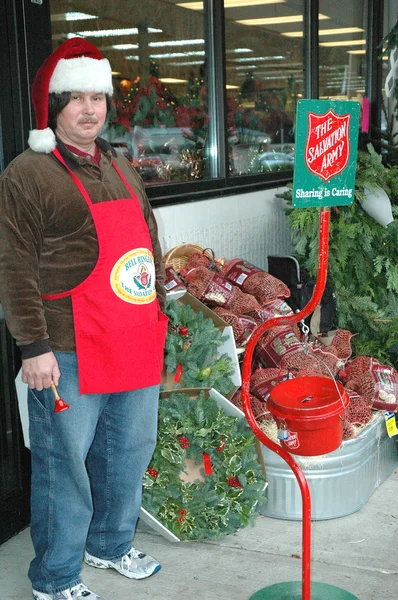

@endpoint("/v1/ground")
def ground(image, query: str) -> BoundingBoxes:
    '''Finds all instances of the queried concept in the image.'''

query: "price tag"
[384,412,398,438]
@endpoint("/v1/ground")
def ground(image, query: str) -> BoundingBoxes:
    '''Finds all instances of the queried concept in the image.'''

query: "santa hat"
[28,38,113,153]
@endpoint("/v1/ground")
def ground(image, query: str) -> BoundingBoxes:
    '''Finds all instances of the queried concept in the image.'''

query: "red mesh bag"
[248,299,301,338]
[230,388,273,423]
[281,351,336,377]
[185,267,261,313]
[340,356,371,381]
[222,258,290,306]
[186,252,211,270]
[329,329,355,360]
[344,390,372,426]
[342,420,355,440]
[255,326,304,369]
[250,367,290,402]
[309,347,341,377]
[253,305,341,376]
[213,307,259,346]
[341,357,398,410]
[164,265,187,294]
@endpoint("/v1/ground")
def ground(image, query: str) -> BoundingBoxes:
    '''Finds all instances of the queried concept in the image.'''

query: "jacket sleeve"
[0,174,51,357]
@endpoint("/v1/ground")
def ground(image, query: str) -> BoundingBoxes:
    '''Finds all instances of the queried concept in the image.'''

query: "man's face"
[55,92,107,149]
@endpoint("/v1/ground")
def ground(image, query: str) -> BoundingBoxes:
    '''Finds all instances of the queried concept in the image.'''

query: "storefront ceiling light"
[69,27,162,38]
[226,48,253,53]
[347,49,366,54]
[177,1,286,10]
[236,14,329,25]
[283,27,363,38]
[125,55,139,60]
[150,51,205,58]
[150,39,204,47]
[256,69,302,76]
[234,55,284,62]
[226,84,240,89]
[159,78,188,84]
[169,61,204,66]
[111,71,121,76]
[51,12,98,21]
[112,44,139,50]
[253,73,303,81]
[320,39,366,47]
[112,40,204,51]
[236,65,258,70]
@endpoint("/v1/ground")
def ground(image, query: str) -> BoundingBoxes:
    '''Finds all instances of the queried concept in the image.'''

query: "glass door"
[0,0,52,545]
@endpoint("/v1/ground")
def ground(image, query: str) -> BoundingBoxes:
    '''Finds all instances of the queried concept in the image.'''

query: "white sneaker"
[32,582,104,600]
[84,547,161,580]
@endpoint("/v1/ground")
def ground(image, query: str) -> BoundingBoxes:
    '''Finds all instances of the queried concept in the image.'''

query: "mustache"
[78,118,99,124]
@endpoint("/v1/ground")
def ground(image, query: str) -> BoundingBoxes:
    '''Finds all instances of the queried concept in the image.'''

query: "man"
[0,38,167,600]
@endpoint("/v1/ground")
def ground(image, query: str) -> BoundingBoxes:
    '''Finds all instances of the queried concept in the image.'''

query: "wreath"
[164,299,236,396]
[142,391,266,540]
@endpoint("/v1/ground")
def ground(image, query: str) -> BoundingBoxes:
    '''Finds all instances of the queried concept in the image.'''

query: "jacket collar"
[54,137,117,170]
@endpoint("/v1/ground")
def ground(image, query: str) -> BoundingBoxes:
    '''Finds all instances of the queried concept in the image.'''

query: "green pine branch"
[277,148,398,367]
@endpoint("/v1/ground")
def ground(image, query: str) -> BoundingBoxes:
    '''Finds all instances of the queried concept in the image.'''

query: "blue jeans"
[27,352,159,594]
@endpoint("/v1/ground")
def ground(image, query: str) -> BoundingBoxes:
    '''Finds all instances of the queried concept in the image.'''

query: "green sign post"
[293,99,360,208]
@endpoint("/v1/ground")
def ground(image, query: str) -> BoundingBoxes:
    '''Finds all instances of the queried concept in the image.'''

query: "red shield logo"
[305,109,351,182]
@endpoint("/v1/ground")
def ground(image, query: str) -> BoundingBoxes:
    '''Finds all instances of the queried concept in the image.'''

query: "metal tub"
[259,414,398,520]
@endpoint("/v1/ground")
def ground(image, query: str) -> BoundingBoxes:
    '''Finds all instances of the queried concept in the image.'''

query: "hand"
[22,352,61,391]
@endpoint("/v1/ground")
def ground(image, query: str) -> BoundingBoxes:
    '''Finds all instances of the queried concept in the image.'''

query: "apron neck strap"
[111,160,137,198]
[52,147,138,204]
[52,147,93,206]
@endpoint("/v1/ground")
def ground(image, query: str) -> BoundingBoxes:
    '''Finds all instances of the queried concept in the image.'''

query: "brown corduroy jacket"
[0,138,166,359]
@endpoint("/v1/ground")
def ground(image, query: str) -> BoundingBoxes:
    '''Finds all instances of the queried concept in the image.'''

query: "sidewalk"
[1,469,397,600]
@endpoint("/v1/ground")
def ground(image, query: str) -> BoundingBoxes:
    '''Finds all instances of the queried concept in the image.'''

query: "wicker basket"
[163,244,218,273]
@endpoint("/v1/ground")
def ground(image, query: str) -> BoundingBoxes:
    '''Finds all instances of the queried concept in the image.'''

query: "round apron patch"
[110,248,156,304]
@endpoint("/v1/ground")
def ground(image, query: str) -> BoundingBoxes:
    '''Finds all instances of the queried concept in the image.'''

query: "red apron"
[42,148,168,394]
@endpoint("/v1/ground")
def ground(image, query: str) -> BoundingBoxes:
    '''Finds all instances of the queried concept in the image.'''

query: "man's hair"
[47,92,112,132]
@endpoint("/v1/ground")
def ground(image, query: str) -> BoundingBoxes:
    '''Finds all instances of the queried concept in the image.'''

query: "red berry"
[147,468,158,478]
[216,441,226,452]
[227,476,242,488]
[179,508,186,515]
[178,436,190,449]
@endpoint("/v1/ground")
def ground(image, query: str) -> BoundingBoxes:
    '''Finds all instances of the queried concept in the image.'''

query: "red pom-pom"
[147,468,158,478]
[179,326,189,337]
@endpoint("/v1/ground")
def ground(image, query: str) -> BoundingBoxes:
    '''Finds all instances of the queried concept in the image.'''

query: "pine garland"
[142,391,266,540]
[164,299,236,396]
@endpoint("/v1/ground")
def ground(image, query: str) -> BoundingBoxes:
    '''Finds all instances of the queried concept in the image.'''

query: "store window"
[224,1,304,177]
[319,0,368,102]
[50,1,212,186]
[48,1,386,195]
[380,11,397,166]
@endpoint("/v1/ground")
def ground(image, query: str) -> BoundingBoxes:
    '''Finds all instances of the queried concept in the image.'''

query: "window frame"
[148,0,384,206]
[24,0,385,207]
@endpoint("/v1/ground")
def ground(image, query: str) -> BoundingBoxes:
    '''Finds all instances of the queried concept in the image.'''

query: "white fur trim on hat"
[49,57,113,95]
[28,127,57,154]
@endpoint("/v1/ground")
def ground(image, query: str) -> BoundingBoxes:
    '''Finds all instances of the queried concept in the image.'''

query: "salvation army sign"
[293,100,360,208]
[305,110,350,182]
